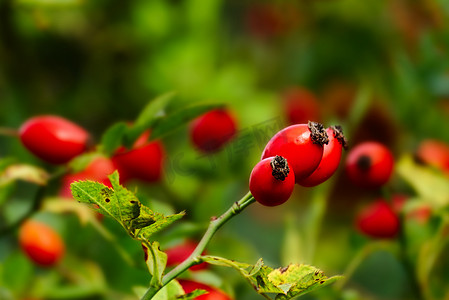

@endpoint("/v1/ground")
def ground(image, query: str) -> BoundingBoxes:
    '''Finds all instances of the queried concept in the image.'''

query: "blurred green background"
[1,0,449,299]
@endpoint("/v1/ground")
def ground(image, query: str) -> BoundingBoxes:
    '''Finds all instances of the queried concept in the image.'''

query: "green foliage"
[202,256,342,299]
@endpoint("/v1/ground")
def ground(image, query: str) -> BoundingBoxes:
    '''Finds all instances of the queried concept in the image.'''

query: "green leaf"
[149,103,224,140]
[70,172,141,227]
[177,290,208,299]
[0,164,49,186]
[142,241,167,282]
[202,256,342,299]
[396,155,449,208]
[126,92,177,145]
[100,122,129,156]
[136,206,185,240]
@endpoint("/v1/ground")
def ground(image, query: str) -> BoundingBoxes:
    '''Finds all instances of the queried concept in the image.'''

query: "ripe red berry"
[190,109,237,153]
[261,121,329,183]
[356,200,400,239]
[59,156,116,198]
[284,87,321,125]
[165,240,207,271]
[298,126,347,187]
[249,156,295,206]
[112,130,165,183]
[178,279,231,300]
[19,220,65,267]
[415,139,449,175]
[345,142,394,189]
[19,115,89,164]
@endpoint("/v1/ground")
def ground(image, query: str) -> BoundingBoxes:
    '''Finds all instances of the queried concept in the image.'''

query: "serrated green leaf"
[396,155,449,208]
[70,172,140,226]
[142,241,167,282]
[177,290,208,299]
[149,103,224,140]
[100,122,129,156]
[137,206,185,240]
[202,256,341,299]
[126,92,176,145]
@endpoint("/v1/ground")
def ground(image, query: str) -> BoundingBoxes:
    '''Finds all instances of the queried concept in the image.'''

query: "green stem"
[0,127,18,137]
[141,191,255,300]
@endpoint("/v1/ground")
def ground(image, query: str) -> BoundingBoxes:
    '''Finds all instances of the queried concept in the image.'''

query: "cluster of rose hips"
[249,121,348,207]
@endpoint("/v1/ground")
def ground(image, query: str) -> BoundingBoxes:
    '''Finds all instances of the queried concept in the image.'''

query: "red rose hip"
[112,130,165,183]
[19,220,65,267]
[19,115,89,164]
[179,279,231,300]
[415,139,449,175]
[345,141,394,188]
[249,155,295,206]
[190,109,237,153]
[298,125,347,187]
[356,200,400,239]
[261,121,329,183]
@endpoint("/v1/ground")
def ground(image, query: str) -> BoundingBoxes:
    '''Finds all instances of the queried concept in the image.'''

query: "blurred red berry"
[59,156,116,198]
[262,122,328,183]
[345,142,394,188]
[190,109,237,153]
[19,220,65,267]
[356,200,400,239]
[415,139,449,175]
[165,240,207,271]
[179,279,231,300]
[284,87,321,125]
[298,126,347,187]
[19,115,89,164]
[112,130,165,183]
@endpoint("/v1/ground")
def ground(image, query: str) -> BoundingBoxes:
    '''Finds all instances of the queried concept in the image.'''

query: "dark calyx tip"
[331,125,348,150]
[270,155,290,181]
[356,155,371,171]
[308,121,329,146]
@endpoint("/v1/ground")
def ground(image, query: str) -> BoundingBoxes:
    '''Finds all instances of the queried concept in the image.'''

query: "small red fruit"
[59,156,116,198]
[19,115,89,164]
[356,200,400,239]
[261,121,329,183]
[179,279,231,300]
[345,142,394,188]
[298,126,347,187]
[112,130,165,183]
[190,109,237,153]
[165,240,207,271]
[19,220,65,267]
[284,87,321,125]
[249,156,295,206]
[415,139,449,175]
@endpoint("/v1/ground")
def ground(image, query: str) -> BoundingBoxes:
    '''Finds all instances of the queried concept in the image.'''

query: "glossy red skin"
[179,279,231,300]
[249,157,295,206]
[112,131,165,183]
[190,109,237,153]
[284,87,321,125]
[356,200,400,239]
[165,240,207,271]
[19,220,65,267]
[345,142,394,188]
[19,115,89,164]
[261,124,324,183]
[298,127,343,187]
[416,139,449,175]
[59,156,116,198]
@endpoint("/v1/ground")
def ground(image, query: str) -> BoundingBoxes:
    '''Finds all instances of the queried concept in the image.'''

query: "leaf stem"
[140,191,255,300]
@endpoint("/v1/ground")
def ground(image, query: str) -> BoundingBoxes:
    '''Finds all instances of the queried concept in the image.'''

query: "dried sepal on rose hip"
[345,141,394,189]
[298,125,348,187]
[262,121,329,183]
[19,115,90,164]
[249,155,295,206]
